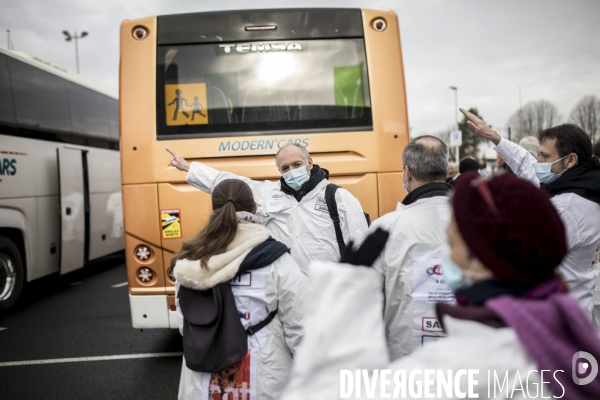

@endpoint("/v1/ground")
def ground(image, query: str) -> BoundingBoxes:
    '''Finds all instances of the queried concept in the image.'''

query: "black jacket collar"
[280,165,329,202]
[236,238,289,276]
[454,280,528,306]
[402,182,452,206]
[542,157,600,205]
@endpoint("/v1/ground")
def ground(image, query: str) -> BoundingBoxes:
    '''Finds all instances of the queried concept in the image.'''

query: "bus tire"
[0,237,24,310]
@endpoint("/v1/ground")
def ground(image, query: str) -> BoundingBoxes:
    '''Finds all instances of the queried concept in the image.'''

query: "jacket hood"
[173,223,270,290]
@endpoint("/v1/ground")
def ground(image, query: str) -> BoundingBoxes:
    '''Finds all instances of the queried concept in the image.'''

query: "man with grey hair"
[166,144,368,273]
[519,136,540,159]
[367,135,454,360]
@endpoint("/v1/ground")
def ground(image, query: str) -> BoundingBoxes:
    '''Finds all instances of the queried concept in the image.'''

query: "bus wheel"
[0,237,24,310]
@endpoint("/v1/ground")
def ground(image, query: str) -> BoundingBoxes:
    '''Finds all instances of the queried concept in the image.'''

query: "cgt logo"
[572,351,598,385]
[426,264,442,276]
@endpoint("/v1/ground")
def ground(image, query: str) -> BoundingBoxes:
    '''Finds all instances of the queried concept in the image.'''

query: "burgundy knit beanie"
[452,172,567,287]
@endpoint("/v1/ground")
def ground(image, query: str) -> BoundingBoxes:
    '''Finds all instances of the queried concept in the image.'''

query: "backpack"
[325,184,371,255]
[179,283,277,373]
[178,238,287,373]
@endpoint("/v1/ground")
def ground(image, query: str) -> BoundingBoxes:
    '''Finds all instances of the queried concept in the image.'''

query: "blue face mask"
[283,166,309,190]
[441,255,479,291]
[534,156,567,185]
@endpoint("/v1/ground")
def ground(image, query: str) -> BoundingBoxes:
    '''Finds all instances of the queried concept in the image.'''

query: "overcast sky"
[1,0,599,136]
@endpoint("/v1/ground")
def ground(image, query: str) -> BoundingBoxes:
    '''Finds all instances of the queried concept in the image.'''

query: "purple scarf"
[487,279,600,399]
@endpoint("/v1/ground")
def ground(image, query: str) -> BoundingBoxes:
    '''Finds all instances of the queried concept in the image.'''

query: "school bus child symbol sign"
[165,83,208,126]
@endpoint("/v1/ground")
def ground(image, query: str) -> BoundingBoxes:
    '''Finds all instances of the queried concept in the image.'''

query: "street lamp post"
[62,30,88,74]
[449,86,459,162]
[6,29,13,50]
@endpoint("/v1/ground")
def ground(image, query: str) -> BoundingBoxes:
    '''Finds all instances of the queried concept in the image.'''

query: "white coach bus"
[0,47,124,310]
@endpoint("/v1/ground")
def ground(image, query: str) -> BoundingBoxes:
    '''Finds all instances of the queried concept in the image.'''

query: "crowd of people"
[166,110,600,399]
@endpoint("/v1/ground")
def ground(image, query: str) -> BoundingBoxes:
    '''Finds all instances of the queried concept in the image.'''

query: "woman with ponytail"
[172,179,306,400]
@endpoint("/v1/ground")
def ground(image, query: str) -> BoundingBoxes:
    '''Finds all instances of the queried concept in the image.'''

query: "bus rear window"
[156,39,372,139]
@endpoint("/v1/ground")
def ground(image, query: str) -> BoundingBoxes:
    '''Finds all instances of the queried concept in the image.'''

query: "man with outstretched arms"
[461,108,600,322]
[167,144,369,273]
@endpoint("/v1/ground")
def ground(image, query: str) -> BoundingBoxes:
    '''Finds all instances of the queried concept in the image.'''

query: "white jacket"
[495,139,600,319]
[186,162,369,273]
[174,223,307,400]
[282,262,551,400]
[371,196,453,361]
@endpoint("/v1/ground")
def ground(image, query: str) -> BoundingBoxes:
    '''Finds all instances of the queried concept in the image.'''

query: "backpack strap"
[364,212,371,227]
[246,305,278,336]
[325,184,346,255]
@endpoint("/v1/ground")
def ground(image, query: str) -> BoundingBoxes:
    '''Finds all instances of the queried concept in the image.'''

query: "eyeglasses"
[470,176,499,216]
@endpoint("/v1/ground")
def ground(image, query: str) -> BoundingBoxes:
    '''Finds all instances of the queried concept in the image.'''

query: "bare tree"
[508,100,560,142]
[569,95,600,143]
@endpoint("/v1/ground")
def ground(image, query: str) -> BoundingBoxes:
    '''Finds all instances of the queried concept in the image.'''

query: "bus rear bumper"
[129,294,178,329]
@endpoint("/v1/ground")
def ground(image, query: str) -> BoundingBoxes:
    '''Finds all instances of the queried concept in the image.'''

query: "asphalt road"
[0,253,183,400]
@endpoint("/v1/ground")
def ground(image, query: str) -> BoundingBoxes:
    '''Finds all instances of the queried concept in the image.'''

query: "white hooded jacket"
[371,195,453,361]
[494,138,600,320]
[186,162,369,274]
[282,262,551,400]
[174,222,306,400]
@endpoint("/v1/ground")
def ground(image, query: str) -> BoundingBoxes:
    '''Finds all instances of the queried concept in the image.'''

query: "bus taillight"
[137,267,154,283]
[135,245,151,261]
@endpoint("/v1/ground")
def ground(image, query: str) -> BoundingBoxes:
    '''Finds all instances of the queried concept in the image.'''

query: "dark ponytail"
[171,179,255,269]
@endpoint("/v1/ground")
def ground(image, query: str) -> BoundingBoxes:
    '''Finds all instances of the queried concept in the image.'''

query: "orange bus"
[119,8,408,329]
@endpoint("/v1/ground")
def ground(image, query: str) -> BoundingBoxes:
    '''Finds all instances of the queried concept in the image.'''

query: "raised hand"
[459,108,502,146]
[166,148,190,172]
